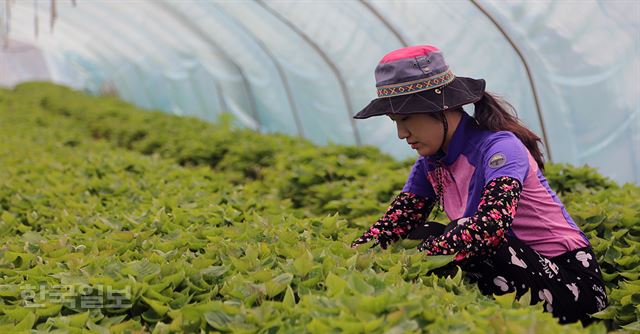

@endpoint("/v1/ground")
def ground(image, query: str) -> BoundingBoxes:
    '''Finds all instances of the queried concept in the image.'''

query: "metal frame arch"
[470,0,553,161]
[56,2,149,62]
[359,0,409,47]
[46,2,230,122]
[109,3,240,120]
[10,3,131,90]
[147,3,255,124]
[41,3,157,105]
[104,2,223,117]
[1,0,11,48]
[95,1,224,115]
[256,0,362,146]
[210,2,305,138]
[156,0,262,132]
[210,74,227,117]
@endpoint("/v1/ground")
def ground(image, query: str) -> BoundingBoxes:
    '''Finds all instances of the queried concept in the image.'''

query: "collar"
[429,112,475,166]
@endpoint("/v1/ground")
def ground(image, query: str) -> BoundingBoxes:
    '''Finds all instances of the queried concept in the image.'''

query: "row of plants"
[0,82,638,332]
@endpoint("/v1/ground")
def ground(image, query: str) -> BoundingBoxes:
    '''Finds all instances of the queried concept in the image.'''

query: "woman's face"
[388,113,445,156]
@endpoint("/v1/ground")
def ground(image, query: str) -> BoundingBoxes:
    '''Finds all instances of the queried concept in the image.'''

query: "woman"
[350,45,607,326]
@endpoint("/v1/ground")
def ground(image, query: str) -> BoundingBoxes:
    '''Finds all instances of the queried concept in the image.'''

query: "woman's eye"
[401,116,410,121]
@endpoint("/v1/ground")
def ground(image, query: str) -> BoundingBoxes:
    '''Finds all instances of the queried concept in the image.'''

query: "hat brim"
[354,77,486,119]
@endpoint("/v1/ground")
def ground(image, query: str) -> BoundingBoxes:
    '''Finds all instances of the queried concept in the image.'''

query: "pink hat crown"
[374,45,455,98]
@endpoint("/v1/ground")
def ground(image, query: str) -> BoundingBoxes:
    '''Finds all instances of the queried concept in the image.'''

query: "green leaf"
[265,273,293,298]
[14,312,36,330]
[163,270,185,287]
[621,321,640,331]
[604,244,622,263]
[325,272,347,297]
[516,289,532,308]
[0,284,21,298]
[614,255,639,267]
[601,271,620,282]
[1,211,17,225]
[204,310,233,331]
[144,286,173,303]
[493,291,518,308]
[141,296,170,316]
[348,274,374,295]
[200,265,229,278]
[35,303,63,318]
[68,311,90,327]
[121,260,161,282]
[359,294,389,315]
[611,228,629,239]
[293,250,314,277]
[283,285,296,308]
[307,318,332,333]
[363,317,385,332]
[423,254,456,272]
[109,319,143,333]
[620,271,640,280]
[1,306,32,321]
[448,266,463,285]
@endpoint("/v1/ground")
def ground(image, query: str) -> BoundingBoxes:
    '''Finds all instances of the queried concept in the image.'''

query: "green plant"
[1,82,637,333]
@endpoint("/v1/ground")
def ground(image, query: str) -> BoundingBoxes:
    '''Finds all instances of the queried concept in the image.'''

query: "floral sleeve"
[351,192,436,249]
[417,176,522,261]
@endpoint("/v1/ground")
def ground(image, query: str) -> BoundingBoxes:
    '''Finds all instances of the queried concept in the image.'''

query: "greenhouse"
[0,1,639,333]
[2,0,638,184]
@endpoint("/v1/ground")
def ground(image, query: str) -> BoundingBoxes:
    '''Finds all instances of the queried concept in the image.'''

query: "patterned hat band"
[376,69,455,98]
[353,45,486,120]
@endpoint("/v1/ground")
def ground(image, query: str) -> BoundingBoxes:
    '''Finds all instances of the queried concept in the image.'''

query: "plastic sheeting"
[1,0,638,184]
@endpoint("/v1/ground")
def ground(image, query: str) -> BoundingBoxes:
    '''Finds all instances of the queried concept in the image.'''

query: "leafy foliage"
[0,82,637,332]
[544,164,615,194]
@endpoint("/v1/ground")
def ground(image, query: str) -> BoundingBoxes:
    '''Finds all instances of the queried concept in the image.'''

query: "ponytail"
[473,92,545,171]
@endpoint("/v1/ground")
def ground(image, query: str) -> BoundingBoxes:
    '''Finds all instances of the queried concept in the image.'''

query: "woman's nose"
[396,122,410,140]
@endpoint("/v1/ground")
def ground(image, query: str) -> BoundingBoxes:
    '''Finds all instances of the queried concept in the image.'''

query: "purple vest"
[403,112,589,257]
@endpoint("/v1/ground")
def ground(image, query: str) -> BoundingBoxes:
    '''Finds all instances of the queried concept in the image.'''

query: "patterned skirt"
[407,221,608,326]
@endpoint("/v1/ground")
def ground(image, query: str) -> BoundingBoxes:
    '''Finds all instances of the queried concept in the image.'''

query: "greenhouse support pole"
[157,0,262,132]
[2,0,10,49]
[257,0,362,146]
[214,3,305,138]
[359,0,409,47]
[470,0,553,162]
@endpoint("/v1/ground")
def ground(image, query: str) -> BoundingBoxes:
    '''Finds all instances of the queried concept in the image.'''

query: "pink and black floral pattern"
[351,192,435,249]
[417,176,522,261]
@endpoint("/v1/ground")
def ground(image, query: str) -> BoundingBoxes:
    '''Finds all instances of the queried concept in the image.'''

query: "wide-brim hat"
[354,45,486,119]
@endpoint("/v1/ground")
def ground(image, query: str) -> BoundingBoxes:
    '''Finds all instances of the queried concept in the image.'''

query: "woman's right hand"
[350,219,400,250]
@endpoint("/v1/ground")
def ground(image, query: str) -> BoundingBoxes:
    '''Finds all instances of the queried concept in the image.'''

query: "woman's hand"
[416,177,522,261]
[350,192,435,249]
[350,220,401,250]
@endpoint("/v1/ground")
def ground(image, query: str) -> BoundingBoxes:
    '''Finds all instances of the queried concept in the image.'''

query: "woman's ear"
[443,109,463,123]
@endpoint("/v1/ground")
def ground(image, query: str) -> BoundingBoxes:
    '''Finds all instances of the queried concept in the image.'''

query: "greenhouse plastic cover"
[1,0,639,185]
